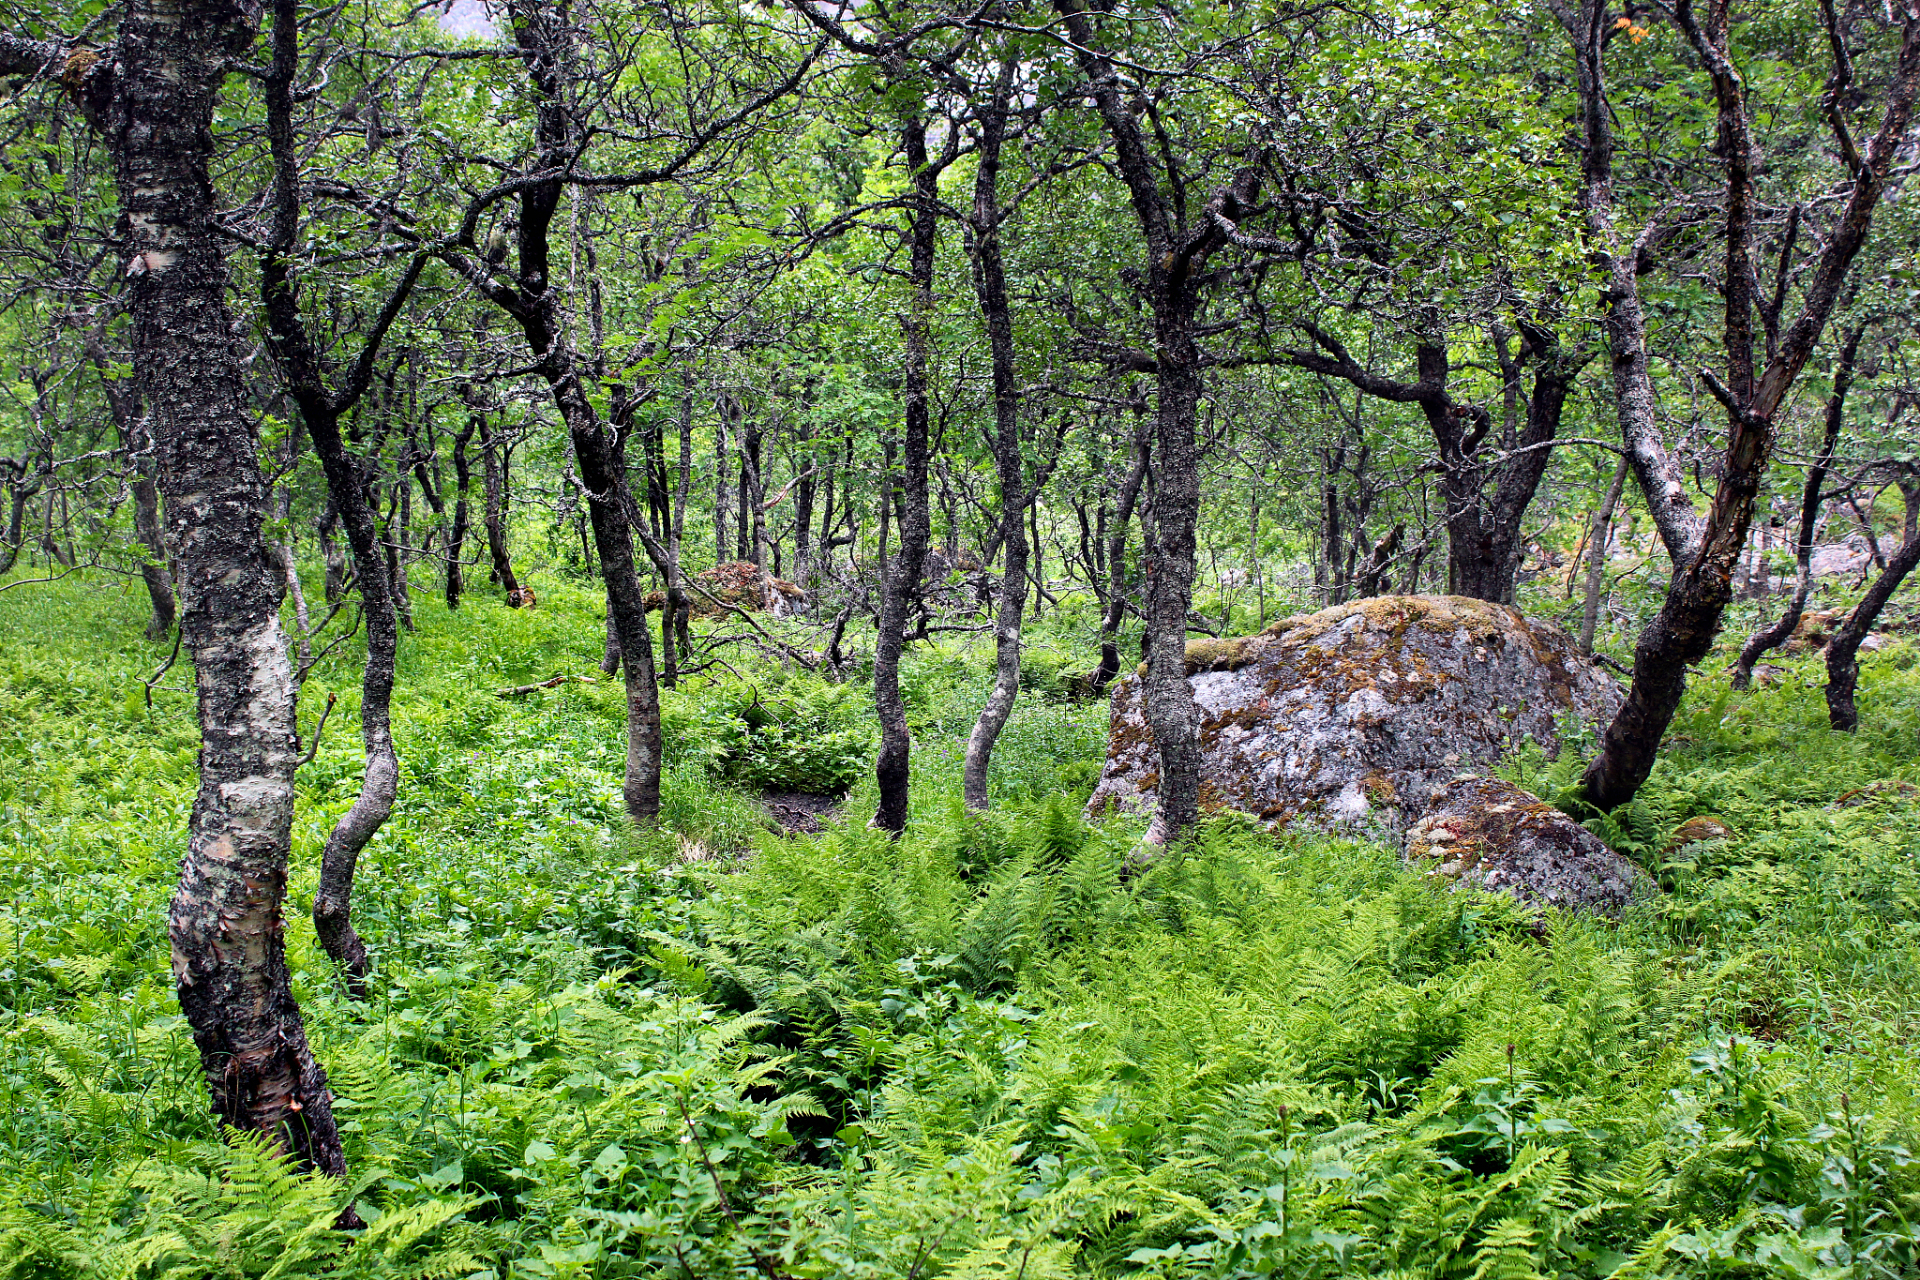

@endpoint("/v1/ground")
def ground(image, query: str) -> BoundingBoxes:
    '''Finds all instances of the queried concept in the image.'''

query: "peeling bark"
[0,0,360,1177]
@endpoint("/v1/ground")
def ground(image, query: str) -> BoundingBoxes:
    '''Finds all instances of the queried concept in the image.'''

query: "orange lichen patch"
[59,48,98,92]
[1406,780,1570,873]
[1664,815,1735,852]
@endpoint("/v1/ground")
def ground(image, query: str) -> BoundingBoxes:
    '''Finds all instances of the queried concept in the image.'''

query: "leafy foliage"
[3,580,1920,1276]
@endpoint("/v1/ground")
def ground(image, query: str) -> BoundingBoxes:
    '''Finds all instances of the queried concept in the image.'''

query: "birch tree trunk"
[1579,455,1630,656]
[1054,0,1282,841]
[0,0,355,1178]
[1563,0,1920,808]
[1733,326,1862,688]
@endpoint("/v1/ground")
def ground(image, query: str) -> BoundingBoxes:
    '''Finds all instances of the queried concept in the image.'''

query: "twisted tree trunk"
[255,0,434,997]
[872,112,938,836]
[0,0,353,1177]
[1566,0,1920,808]
[961,60,1028,812]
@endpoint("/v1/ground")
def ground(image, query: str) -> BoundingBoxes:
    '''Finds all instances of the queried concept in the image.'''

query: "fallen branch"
[496,672,598,698]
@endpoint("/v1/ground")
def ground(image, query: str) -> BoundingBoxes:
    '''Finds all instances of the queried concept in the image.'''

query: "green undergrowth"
[0,573,1918,1277]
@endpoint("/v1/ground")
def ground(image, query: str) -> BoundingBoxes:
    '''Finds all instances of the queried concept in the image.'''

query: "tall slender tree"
[0,0,353,1179]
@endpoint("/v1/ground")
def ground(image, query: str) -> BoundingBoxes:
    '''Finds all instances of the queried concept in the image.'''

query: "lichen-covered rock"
[1406,775,1648,916]
[1665,815,1736,852]
[645,561,806,618]
[1084,595,1622,836]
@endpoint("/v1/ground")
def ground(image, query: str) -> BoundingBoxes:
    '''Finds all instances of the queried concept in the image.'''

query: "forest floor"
[3,574,1920,1278]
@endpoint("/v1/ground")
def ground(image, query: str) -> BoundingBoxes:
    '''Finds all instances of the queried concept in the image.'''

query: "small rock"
[1782,609,1842,655]
[1405,775,1649,918]
[1664,815,1735,853]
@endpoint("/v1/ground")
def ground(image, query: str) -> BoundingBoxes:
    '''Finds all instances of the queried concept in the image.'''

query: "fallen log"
[496,673,598,698]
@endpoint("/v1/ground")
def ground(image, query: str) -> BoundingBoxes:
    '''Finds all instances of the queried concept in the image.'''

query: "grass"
[1,568,1918,1277]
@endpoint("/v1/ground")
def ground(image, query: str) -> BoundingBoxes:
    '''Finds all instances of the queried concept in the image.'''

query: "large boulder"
[1084,595,1622,838]
[1405,775,1647,917]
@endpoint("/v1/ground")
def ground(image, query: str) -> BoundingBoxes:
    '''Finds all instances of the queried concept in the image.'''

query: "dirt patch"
[763,789,844,835]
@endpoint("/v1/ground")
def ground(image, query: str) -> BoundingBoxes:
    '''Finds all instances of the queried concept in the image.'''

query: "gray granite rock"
[1085,595,1622,838]
[1405,774,1649,917]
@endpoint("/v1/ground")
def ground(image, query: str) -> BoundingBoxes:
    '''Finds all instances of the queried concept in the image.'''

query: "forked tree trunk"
[1827,486,1920,730]
[1733,326,1862,688]
[1566,0,1920,808]
[1579,455,1631,656]
[1284,329,1583,606]
[459,0,661,822]
[0,0,354,1177]
[1057,0,1275,842]
[256,0,429,998]
[872,113,938,836]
